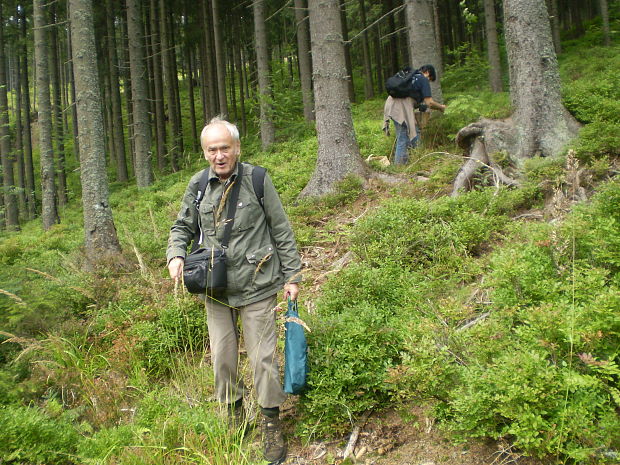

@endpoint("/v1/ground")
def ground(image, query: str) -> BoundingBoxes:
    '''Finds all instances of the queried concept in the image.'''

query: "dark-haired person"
[383,64,446,164]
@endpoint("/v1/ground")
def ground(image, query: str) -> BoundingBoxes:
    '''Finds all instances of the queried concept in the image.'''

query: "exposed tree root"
[452,119,521,196]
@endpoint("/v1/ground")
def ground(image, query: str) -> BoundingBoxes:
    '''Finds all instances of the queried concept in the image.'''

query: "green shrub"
[0,404,80,464]
[571,122,620,162]
[299,301,404,437]
[132,295,208,376]
[441,348,619,459]
[350,191,510,276]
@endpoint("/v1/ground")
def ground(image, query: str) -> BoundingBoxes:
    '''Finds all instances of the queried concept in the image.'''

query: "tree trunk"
[484,0,503,92]
[234,17,247,136]
[66,22,81,163]
[504,0,579,160]
[183,3,198,152]
[160,0,181,171]
[150,0,167,170]
[293,0,314,121]
[599,0,610,46]
[69,0,122,261]
[126,0,153,187]
[202,0,217,118]
[253,0,275,149]
[405,0,444,102]
[432,0,444,72]
[0,3,19,230]
[547,0,562,54]
[384,0,399,75]
[14,57,27,218]
[211,0,228,118]
[358,0,375,99]
[339,0,355,103]
[34,0,60,229]
[301,0,366,198]
[106,0,128,182]
[49,3,68,208]
[119,14,135,170]
[168,12,184,158]
[20,7,37,220]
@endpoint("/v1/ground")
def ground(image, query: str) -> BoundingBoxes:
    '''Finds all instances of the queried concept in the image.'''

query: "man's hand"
[284,283,299,301]
[168,257,184,281]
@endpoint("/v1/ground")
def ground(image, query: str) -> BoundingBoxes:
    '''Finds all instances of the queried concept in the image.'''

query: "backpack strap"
[250,164,266,209]
[191,169,211,252]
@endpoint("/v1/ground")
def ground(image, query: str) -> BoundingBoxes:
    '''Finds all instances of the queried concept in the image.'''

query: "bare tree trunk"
[599,0,610,46]
[432,0,444,72]
[20,7,37,220]
[66,22,80,163]
[504,0,579,160]
[339,0,355,103]
[183,3,198,152]
[302,0,366,198]
[484,0,503,92]
[293,0,314,121]
[234,17,247,136]
[106,0,128,182]
[168,11,184,158]
[547,0,562,54]
[34,0,60,229]
[14,57,27,217]
[49,3,68,208]
[405,0,444,102]
[69,0,122,261]
[119,14,135,170]
[211,0,228,118]
[202,0,218,118]
[384,0,399,75]
[126,0,153,187]
[0,3,19,230]
[159,0,180,170]
[253,0,275,149]
[358,0,375,99]
[150,0,166,170]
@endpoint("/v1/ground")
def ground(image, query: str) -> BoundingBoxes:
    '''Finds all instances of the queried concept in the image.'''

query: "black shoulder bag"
[183,164,244,295]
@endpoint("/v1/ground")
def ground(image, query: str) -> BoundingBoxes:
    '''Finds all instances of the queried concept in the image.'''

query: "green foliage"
[569,180,620,272]
[132,295,208,376]
[569,122,620,162]
[350,189,527,275]
[442,45,490,92]
[560,43,620,161]
[0,404,80,464]
[299,299,403,437]
[437,181,620,460]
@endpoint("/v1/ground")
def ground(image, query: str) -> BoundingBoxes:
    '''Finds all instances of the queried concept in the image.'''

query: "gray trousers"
[206,294,286,409]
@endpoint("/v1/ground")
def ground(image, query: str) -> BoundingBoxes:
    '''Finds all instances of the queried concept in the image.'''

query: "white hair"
[201,117,240,143]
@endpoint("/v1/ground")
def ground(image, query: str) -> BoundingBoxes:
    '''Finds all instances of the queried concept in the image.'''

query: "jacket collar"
[207,162,240,185]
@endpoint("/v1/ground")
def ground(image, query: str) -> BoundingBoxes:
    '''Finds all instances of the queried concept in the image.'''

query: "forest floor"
[270,172,547,465]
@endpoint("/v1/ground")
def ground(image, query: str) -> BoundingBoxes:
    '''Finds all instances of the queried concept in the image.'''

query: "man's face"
[201,124,240,180]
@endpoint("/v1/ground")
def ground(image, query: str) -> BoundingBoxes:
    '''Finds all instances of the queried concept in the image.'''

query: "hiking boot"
[262,414,287,464]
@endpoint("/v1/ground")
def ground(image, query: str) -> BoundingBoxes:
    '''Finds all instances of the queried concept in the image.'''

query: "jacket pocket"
[246,244,277,288]
[198,203,216,236]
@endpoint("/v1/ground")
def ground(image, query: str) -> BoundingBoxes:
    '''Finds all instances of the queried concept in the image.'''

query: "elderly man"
[383,64,446,164]
[167,117,301,464]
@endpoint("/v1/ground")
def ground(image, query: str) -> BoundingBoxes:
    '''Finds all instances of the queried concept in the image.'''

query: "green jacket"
[167,162,302,307]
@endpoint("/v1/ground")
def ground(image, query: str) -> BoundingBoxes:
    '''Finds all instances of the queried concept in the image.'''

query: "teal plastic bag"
[283,299,308,394]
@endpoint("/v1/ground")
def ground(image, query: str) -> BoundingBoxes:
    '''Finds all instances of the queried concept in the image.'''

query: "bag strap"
[191,169,211,252]
[221,163,244,249]
[250,164,266,209]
